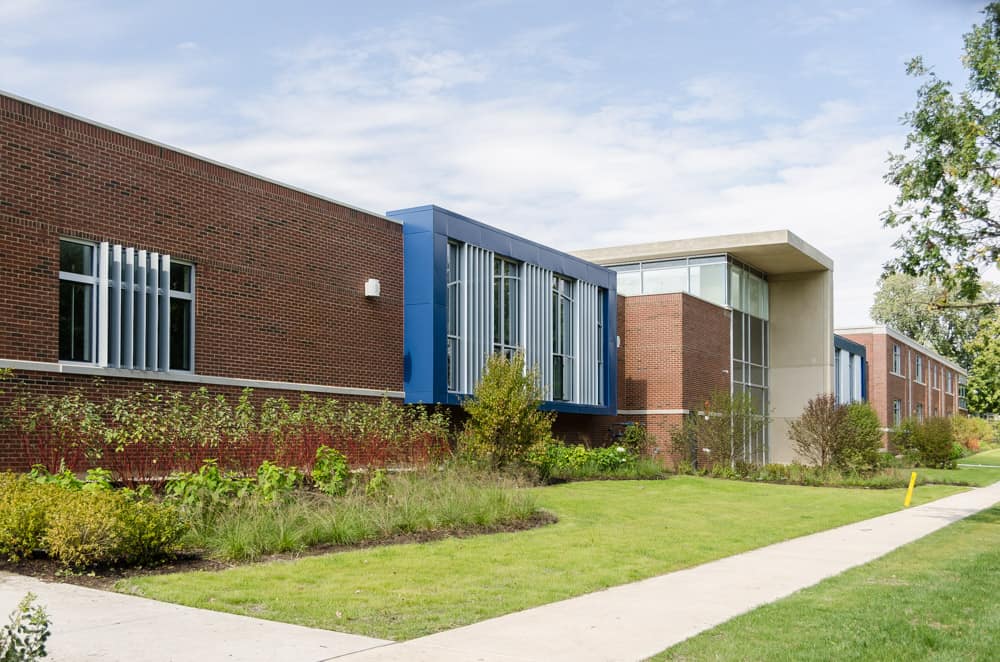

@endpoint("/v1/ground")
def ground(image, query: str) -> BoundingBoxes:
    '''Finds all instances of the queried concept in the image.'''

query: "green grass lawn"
[119,477,964,640]
[652,504,1000,661]
[959,447,1000,466]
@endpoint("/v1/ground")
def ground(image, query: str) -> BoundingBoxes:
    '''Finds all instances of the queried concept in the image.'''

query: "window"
[59,240,97,362]
[915,356,923,383]
[597,290,605,405]
[446,241,463,392]
[893,399,902,426]
[946,371,953,394]
[58,239,194,371]
[168,262,194,371]
[552,275,574,401]
[493,257,520,358]
[915,403,924,422]
[611,255,729,308]
[891,344,901,375]
[958,379,968,410]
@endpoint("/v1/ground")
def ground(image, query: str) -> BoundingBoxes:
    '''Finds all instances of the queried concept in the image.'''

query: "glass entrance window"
[493,257,521,358]
[552,275,574,401]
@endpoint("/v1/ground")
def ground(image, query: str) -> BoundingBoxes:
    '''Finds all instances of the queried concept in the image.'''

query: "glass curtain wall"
[610,255,727,306]
[729,259,769,464]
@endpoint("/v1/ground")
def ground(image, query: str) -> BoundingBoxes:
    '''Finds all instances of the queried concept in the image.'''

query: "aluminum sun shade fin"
[97,242,110,367]
[851,355,862,403]
[463,244,494,393]
[523,263,553,401]
[576,281,600,406]
[105,245,172,371]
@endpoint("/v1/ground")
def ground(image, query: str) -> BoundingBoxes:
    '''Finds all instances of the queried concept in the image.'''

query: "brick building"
[3,91,846,468]
[835,326,968,442]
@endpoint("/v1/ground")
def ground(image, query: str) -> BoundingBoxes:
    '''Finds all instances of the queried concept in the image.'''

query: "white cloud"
[0,10,906,326]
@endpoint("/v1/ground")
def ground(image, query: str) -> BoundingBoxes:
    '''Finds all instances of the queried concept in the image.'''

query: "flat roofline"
[0,89,399,225]
[835,325,967,374]
[571,229,833,275]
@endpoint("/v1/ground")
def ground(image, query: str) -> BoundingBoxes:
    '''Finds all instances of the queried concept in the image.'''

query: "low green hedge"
[0,472,183,569]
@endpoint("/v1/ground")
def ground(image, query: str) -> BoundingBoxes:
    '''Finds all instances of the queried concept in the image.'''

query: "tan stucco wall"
[767,270,835,462]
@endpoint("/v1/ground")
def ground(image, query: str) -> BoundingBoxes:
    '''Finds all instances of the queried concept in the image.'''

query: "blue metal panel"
[390,204,619,416]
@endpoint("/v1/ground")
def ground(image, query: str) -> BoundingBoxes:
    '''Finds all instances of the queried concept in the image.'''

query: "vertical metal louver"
[100,242,171,371]
[523,263,554,400]
[576,281,600,405]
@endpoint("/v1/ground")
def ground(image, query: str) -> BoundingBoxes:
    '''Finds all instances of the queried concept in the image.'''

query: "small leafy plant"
[0,593,50,662]
[311,446,350,496]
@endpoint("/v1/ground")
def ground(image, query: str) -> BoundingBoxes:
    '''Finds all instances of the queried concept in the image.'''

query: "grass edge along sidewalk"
[119,477,966,641]
[653,501,1000,661]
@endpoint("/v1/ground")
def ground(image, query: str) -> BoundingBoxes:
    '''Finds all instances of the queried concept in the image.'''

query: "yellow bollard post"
[904,471,917,507]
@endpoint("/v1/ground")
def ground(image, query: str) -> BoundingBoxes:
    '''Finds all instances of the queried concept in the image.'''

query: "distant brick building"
[835,326,968,443]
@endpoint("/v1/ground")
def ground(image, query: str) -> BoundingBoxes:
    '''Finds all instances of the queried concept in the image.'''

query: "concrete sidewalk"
[2,481,997,662]
[0,572,390,662]
[338,480,1000,662]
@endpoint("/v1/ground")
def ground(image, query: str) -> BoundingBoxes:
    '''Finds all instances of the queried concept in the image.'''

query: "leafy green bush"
[164,460,253,509]
[44,489,183,568]
[789,394,848,467]
[460,352,554,468]
[0,475,61,561]
[617,423,653,456]
[951,415,996,452]
[365,469,389,497]
[527,441,662,482]
[311,446,349,496]
[255,461,302,501]
[0,593,50,662]
[840,402,883,471]
[895,416,956,468]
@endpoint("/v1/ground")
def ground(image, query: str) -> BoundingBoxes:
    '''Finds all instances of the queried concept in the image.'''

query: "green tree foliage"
[0,593,49,662]
[789,395,848,468]
[840,402,883,472]
[966,312,1000,413]
[870,274,999,369]
[883,4,1000,303]
[460,352,555,468]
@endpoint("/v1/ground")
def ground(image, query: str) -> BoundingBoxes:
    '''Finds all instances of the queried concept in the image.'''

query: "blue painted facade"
[834,334,867,402]
[388,205,618,415]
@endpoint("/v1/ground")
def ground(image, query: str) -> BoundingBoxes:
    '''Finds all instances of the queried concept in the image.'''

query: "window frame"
[58,238,99,365]
[167,260,196,373]
[492,256,521,359]
[551,274,575,402]
[892,399,902,426]
[446,241,463,393]
[891,344,901,375]
[915,356,924,384]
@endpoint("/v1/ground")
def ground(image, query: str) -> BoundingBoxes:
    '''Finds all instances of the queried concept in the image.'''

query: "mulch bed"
[0,510,558,590]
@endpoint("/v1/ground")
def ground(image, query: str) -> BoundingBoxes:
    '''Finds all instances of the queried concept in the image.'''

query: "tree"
[883,4,1000,304]
[966,311,1000,413]
[788,394,849,468]
[870,273,999,369]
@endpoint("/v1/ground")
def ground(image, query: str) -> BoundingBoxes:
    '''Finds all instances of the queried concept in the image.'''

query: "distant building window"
[893,399,902,426]
[493,257,520,358]
[946,371,953,394]
[958,379,968,410]
[552,275,574,401]
[892,344,901,374]
[915,403,924,422]
[915,356,924,383]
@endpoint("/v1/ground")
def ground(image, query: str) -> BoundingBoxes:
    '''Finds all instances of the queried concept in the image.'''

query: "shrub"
[789,394,848,468]
[164,460,253,509]
[0,475,62,561]
[951,415,996,451]
[460,352,554,468]
[840,402,883,471]
[895,416,956,468]
[312,446,350,496]
[617,423,653,456]
[255,461,302,501]
[44,490,183,568]
[0,593,50,662]
[670,390,767,469]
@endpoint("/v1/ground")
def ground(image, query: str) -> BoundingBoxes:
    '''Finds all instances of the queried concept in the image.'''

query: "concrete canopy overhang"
[572,230,833,275]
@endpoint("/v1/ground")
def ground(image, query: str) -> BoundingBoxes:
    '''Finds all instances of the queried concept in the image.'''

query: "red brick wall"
[555,293,729,462]
[0,94,403,391]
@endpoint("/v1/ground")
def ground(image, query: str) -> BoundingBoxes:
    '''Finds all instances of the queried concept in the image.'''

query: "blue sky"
[1,0,989,325]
